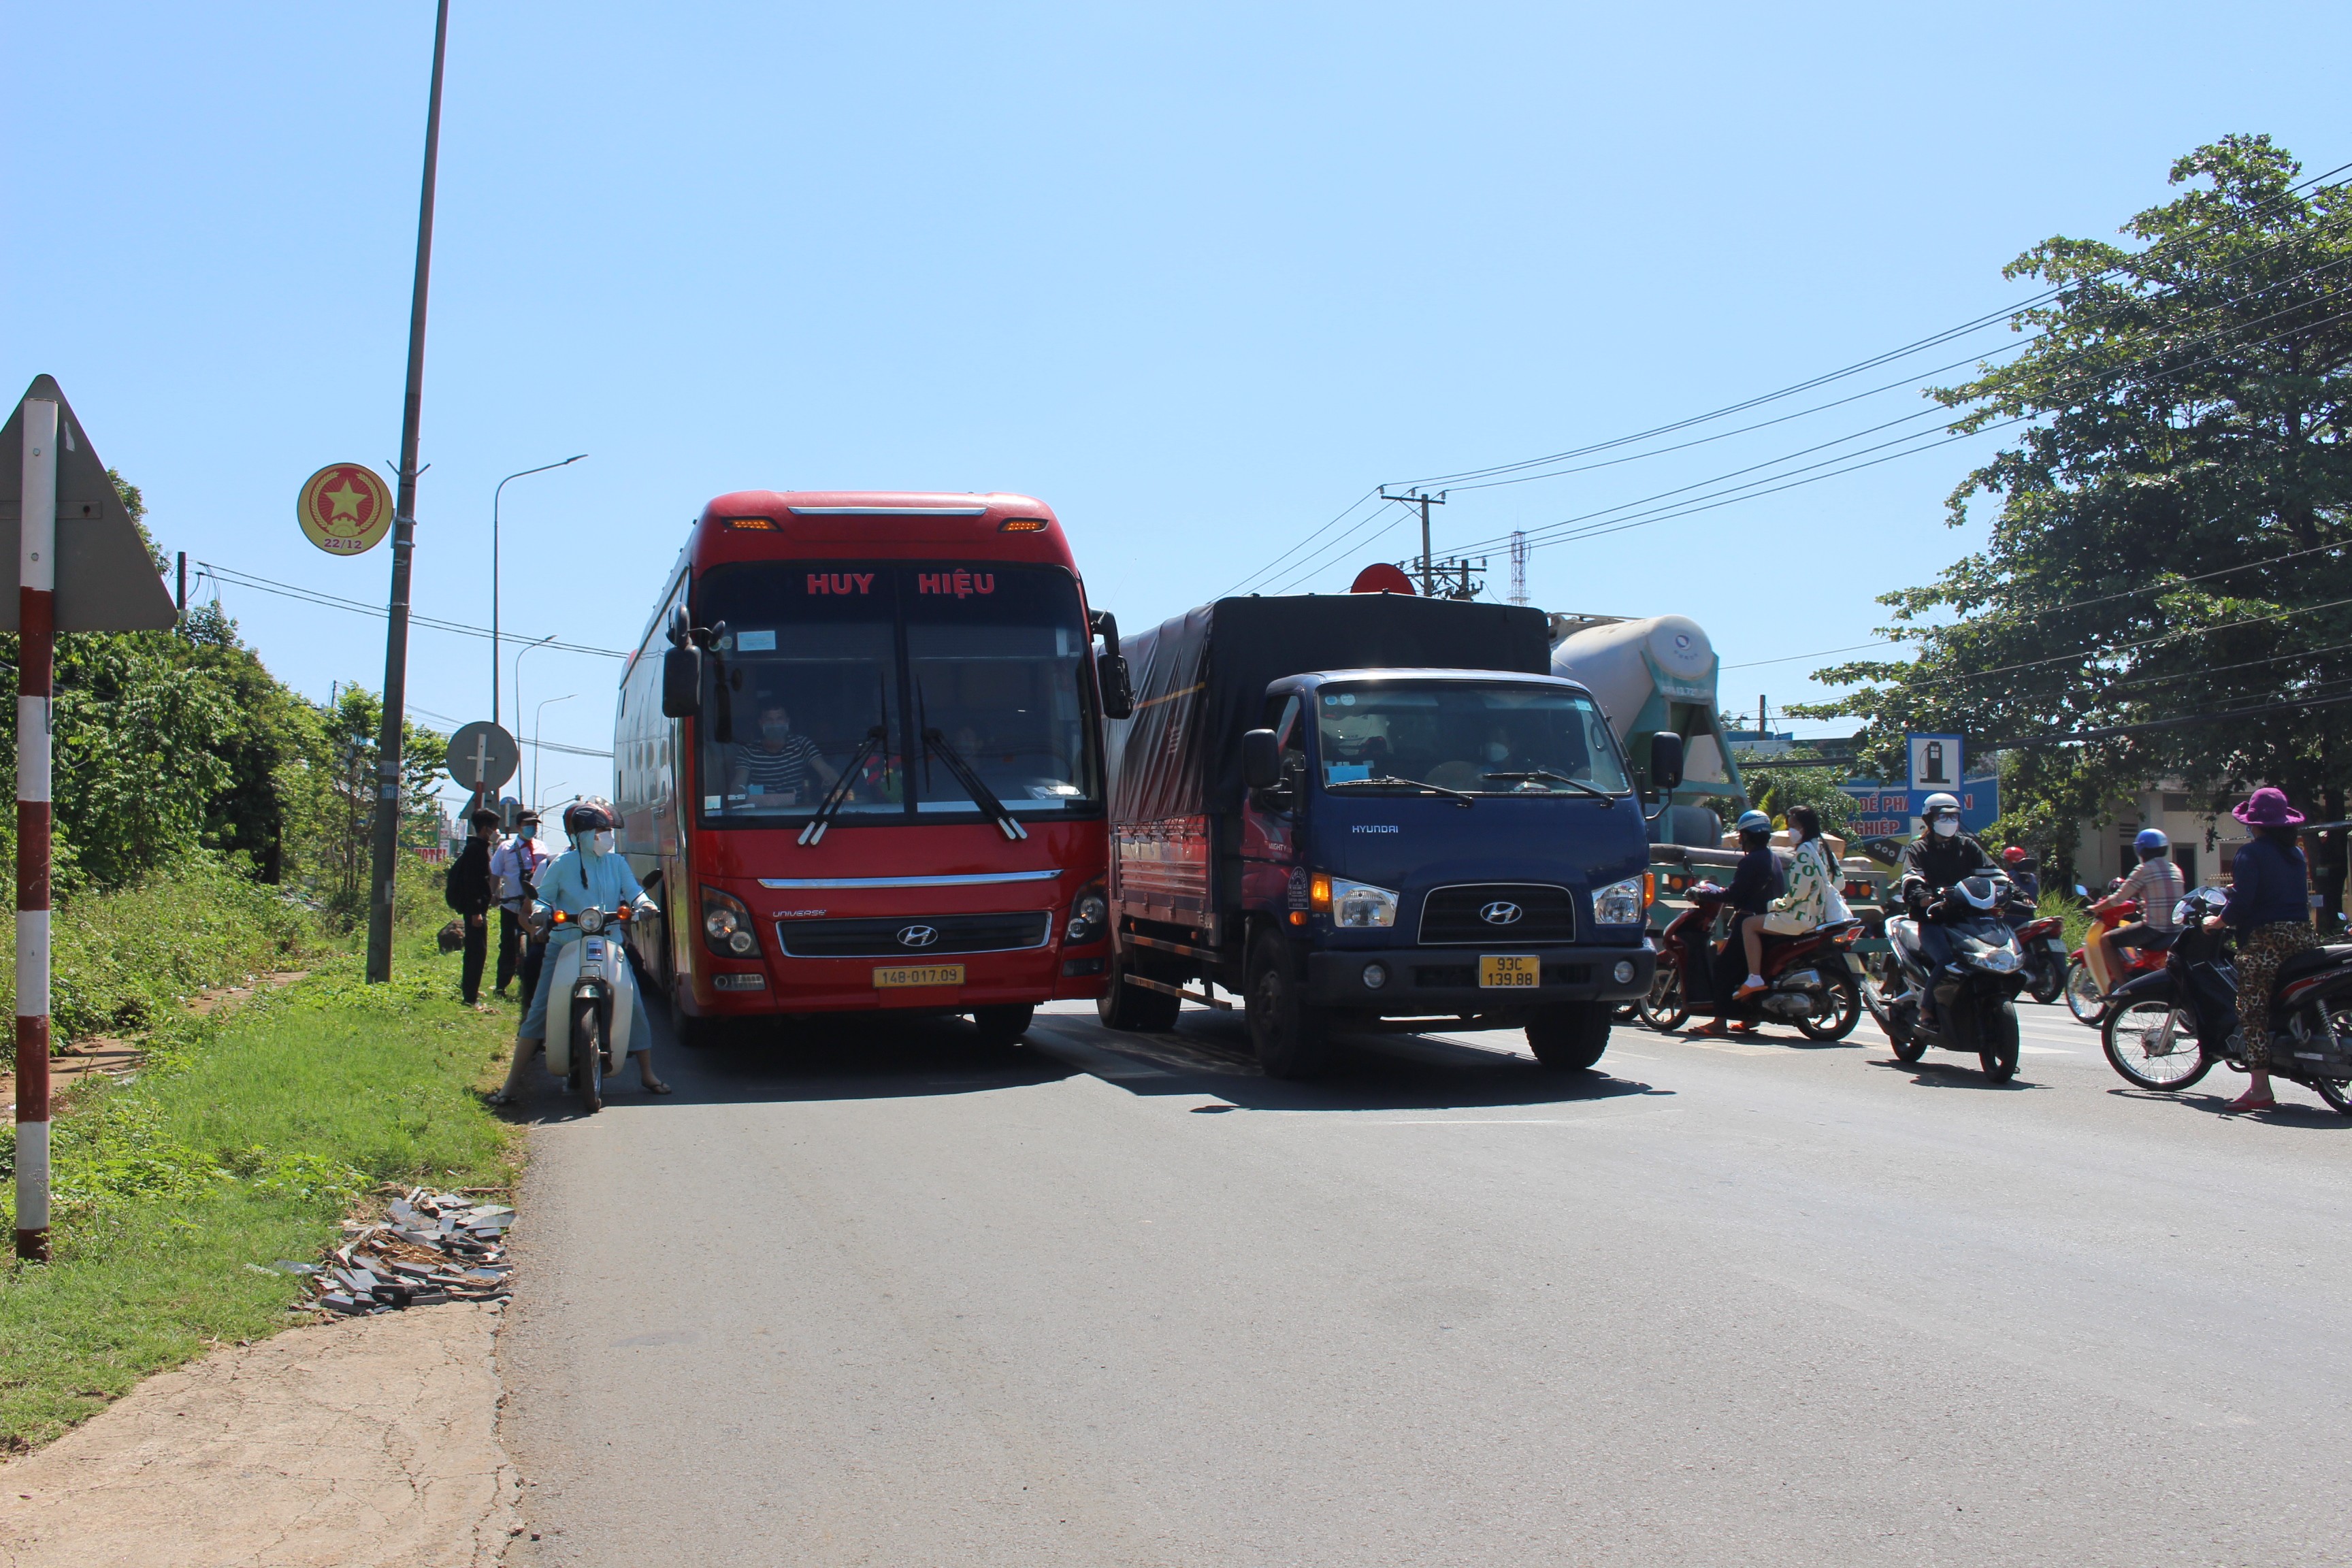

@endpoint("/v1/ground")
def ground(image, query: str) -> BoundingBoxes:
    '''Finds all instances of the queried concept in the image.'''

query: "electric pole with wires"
[1380,486,1446,595]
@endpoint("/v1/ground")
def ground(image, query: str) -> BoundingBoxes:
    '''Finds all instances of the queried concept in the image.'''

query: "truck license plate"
[872,964,965,989]
[1480,955,1540,988]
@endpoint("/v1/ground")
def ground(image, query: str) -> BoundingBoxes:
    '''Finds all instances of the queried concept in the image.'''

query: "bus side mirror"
[1098,652,1133,720]
[1650,732,1684,792]
[1242,728,1282,791]
[662,644,702,719]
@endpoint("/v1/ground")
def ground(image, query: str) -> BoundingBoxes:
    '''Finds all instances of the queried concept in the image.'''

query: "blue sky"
[7,1,2349,804]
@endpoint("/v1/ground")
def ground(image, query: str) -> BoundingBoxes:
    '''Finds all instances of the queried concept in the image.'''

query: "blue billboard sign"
[1839,776,2000,843]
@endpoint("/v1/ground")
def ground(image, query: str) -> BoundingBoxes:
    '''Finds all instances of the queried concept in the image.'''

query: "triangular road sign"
[0,375,179,632]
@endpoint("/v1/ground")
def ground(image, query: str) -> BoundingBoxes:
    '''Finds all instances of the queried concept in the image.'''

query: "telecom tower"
[1509,531,1528,606]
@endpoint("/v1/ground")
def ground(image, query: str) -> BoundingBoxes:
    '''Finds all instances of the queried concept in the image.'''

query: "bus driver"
[731,702,838,806]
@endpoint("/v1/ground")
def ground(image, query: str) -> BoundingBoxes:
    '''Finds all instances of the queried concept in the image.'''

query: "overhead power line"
[199,561,628,659]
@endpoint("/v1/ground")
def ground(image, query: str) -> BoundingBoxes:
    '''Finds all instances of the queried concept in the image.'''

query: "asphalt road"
[498,990,2351,1567]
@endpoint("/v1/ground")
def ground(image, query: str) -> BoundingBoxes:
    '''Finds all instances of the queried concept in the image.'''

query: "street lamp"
[492,455,585,730]
[533,693,576,808]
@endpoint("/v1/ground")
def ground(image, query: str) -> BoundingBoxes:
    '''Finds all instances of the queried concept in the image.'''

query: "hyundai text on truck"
[1098,592,1682,1076]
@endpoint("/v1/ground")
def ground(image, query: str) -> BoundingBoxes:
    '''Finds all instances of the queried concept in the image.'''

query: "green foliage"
[0,860,315,1068]
[1801,135,2352,835]
[0,953,519,1451]
[2040,887,2094,953]
[1739,749,1860,838]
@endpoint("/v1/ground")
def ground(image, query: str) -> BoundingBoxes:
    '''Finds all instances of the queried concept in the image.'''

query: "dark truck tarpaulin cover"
[1108,594,1551,823]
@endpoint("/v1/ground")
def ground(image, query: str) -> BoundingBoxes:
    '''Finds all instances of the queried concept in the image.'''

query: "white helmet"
[1920,791,1961,821]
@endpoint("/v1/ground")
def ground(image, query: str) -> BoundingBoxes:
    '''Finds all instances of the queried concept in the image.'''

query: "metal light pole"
[365,0,452,983]
[512,632,557,757]
[533,693,575,808]
[491,454,584,730]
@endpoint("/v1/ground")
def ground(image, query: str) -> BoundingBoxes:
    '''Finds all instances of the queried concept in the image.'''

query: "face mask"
[1483,742,1509,763]
[517,827,535,842]
[597,829,617,853]
[571,830,600,856]
[1932,817,1959,838]
[762,721,791,742]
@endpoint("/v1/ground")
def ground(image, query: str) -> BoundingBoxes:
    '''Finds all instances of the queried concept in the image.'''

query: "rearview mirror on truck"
[1650,732,1685,792]
[1242,728,1283,791]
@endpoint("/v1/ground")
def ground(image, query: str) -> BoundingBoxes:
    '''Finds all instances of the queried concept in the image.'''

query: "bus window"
[906,567,1097,817]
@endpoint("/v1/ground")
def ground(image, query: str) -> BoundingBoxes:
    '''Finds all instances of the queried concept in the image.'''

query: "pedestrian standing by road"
[444,808,500,1009]
[2206,787,2315,1114]
[489,809,555,1000]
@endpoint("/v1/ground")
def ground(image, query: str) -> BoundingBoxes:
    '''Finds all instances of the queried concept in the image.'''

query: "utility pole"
[1380,487,1447,596]
[175,551,186,632]
[365,0,451,984]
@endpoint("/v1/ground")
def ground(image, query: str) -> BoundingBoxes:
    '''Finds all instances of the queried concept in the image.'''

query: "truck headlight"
[1317,876,1398,928]
[1591,875,1646,927]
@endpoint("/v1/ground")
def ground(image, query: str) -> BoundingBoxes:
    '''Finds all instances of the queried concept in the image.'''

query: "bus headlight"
[1592,875,1646,927]
[701,885,762,958]
[1066,881,1108,945]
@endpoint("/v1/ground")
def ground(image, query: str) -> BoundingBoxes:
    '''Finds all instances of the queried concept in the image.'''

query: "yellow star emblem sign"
[297,463,393,557]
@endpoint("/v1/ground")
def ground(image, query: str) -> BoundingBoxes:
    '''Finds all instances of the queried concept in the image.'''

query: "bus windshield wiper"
[923,728,1028,840]
[1484,768,1614,801]
[797,724,888,847]
[1324,774,1473,808]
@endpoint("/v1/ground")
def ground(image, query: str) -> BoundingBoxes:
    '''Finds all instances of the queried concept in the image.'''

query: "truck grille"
[1418,883,1577,945]
[777,911,1053,958]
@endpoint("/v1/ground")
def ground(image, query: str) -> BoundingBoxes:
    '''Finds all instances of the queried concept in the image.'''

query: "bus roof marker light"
[723,516,777,530]
[999,517,1049,532]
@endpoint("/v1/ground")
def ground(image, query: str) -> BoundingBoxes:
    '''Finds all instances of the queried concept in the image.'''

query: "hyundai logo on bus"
[896,925,941,949]
[1479,902,1524,926]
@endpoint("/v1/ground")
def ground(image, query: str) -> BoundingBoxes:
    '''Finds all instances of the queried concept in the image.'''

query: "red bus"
[613,491,1129,1045]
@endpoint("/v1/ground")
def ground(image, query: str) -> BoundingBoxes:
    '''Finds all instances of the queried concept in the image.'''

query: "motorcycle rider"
[2087,828,2185,997]
[1688,810,1782,1039]
[1899,792,1995,1028]
[494,799,670,1103]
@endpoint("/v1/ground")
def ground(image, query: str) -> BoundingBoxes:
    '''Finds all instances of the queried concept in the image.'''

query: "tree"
[1803,135,2352,887]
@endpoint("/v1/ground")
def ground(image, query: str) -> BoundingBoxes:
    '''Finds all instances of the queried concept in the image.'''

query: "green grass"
[0,935,519,1453]
[0,860,316,1067]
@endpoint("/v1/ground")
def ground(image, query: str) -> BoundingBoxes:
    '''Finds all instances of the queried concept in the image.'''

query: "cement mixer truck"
[1548,612,1744,848]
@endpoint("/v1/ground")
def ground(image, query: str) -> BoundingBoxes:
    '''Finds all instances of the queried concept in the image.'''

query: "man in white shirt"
[489,810,557,1001]
[2089,828,2187,995]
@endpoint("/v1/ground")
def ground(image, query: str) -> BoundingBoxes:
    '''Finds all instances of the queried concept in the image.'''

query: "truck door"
[1240,695,1303,911]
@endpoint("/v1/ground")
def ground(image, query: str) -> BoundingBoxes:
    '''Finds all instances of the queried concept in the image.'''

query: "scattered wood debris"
[285,1188,515,1316]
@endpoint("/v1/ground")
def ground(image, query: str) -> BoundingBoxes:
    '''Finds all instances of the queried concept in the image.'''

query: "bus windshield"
[1315,681,1631,795]
[694,561,1101,828]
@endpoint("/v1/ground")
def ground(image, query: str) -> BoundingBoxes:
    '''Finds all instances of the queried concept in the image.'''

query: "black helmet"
[562,799,617,837]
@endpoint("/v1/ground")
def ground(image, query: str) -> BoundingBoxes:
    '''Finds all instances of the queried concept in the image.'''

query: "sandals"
[1686,1021,1730,1038]
[2221,1090,2277,1114]
[640,1079,674,1095]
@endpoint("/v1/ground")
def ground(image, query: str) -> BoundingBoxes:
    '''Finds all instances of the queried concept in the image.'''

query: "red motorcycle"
[2012,909,2069,1005]
[1639,882,1865,1040]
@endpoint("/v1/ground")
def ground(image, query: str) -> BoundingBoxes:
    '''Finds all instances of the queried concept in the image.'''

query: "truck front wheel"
[1526,1001,1612,1073]
[1098,947,1182,1032]
[1246,930,1333,1079]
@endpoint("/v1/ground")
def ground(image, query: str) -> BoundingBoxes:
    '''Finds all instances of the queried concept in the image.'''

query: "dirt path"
[0,1302,519,1568]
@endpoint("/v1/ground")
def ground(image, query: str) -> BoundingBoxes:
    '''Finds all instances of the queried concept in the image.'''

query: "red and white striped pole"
[15,396,55,1262]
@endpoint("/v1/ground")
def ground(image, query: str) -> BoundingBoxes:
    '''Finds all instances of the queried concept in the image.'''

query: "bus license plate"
[873,964,964,990]
[1480,955,1540,988]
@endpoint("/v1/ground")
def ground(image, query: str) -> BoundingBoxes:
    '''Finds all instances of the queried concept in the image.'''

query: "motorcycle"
[1638,881,1865,1041]
[2002,887,2068,1004]
[541,904,639,1115]
[2100,887,2352,1115]
[1867,872,2031,1082]
[2063,899,2168,1026]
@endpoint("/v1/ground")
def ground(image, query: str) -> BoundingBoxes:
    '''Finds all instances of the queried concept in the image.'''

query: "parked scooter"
[1639,882,1865,1040]
[1867,872,2031,1081]
[2063,899,2169,1026]
[2100,887,2352,1114]
[541,904,638,1115]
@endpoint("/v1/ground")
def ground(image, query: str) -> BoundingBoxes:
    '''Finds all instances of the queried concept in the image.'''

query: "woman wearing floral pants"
[2210,787,2315,1113]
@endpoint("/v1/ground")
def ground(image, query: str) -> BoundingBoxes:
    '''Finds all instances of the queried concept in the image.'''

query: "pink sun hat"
[2232,786,2305,827]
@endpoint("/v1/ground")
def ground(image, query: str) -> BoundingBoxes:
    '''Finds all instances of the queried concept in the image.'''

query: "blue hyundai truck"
[1099,593,1681,1077]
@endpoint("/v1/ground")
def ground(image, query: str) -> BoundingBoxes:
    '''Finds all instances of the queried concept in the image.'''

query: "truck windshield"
[693,561,1100,828]
[1315,682,1630,796]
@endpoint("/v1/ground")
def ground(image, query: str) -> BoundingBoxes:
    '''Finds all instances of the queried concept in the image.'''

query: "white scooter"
[542,905,638,1115]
